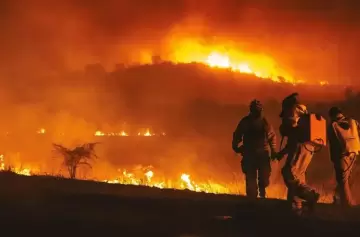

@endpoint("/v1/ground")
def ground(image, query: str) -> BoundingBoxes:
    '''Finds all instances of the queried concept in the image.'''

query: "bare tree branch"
[52,143,99,179]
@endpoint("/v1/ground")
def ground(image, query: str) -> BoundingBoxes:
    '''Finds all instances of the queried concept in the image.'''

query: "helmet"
[329,107,342,118]
[280,92,300,117]
[249,99,263,113]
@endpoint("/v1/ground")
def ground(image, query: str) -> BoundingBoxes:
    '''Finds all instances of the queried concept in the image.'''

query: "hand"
[232,145,244,154]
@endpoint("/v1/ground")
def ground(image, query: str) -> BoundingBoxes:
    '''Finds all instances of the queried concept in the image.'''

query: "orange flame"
[37,128,46,134]
[94,130,160,137]
[132,36,328,85]
[0,152,334,203]
[153,38,301,84]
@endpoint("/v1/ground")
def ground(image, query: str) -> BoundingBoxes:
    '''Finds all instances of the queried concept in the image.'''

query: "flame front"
[145,170,154,182]
[37,128,46,134]
[206,52,230,68]
[0,152,334,203]
[0,155,4,170]
[131,36,328,85]
[205,52,270,80]
[0,154,32,176]
[0,125,335,202]
[94,129,161,137]
[150,38,307,84]
[143,129,153,137]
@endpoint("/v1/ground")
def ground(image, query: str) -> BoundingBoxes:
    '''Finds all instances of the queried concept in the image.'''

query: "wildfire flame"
[94,129,162,137]
[205,52,274,81]
[206,52,230,68]
[320,80,329,86]
[143,129,153,137]
[104,169,229,194]
[133,36,330,85]
[94,131,105,136]
[120,131,128,136]
[0,127,334,203]
[0,153,334,203]
[145,170,154,182]
[0,154,32,176]
[37,128,46,134]
[147,38,309,84]
[0,154,4,170]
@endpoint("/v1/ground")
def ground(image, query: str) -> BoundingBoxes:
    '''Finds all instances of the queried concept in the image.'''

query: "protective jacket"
[233,115,276,155]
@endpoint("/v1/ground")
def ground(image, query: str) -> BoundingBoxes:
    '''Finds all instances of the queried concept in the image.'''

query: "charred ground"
[1,172,360,236]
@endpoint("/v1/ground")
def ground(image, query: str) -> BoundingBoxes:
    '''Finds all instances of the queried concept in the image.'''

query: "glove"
[270,151,278,161]
[275,151,287,161]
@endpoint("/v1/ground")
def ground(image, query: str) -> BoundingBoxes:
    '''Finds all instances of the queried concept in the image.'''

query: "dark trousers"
[241,152,271,198]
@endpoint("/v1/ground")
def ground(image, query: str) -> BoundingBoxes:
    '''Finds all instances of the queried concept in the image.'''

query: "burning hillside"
[143,38,304,84]
[0,131,334,204]
[0,153,246,195]
[0,152,306,201]
[34,127,165,137]
[0,78,347,208]
[94,129,166,137]
[1,0,356,88]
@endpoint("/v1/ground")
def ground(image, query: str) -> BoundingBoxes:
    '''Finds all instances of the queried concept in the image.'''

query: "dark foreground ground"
[1,173,360,237]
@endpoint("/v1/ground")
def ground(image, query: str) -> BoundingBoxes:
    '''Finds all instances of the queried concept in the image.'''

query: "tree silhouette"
[53,143,99,179]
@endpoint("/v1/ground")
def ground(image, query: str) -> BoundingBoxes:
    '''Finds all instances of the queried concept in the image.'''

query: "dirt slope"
[1,172,360,237]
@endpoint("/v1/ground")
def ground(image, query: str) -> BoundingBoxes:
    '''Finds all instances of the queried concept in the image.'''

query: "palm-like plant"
[53,143,99,179]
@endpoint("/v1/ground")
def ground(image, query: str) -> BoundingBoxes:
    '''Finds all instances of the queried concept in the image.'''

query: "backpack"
[298,113,327,147]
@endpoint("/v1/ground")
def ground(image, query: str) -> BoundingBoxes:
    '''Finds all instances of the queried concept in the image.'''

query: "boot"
[259,188,266,198]
[293,208,303,216]
[291,198,303,216]
[306,190,320,213]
